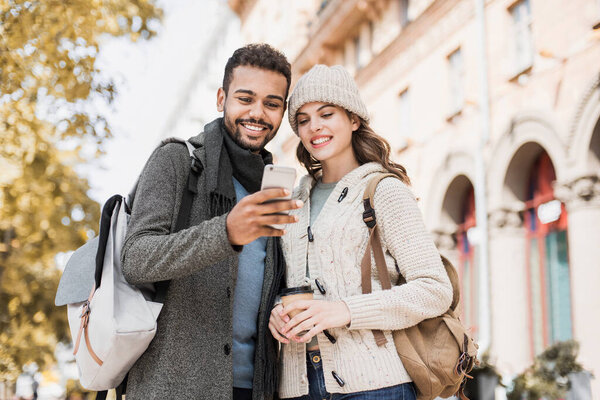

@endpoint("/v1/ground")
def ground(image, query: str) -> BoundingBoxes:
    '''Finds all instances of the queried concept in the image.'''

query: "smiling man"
[121,44,301,400]
[218,64,285,152]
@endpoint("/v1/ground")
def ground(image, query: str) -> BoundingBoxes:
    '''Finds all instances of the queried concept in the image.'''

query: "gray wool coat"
[121,126,277,400]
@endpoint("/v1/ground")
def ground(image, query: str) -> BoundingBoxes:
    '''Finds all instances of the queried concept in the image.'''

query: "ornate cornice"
[489,207,524,232]
[554,175,600,210]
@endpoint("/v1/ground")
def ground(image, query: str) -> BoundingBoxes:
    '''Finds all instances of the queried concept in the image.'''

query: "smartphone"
[260,164,297,230]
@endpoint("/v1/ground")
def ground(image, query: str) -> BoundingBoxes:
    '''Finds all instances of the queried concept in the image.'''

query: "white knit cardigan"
[278,162,453,398]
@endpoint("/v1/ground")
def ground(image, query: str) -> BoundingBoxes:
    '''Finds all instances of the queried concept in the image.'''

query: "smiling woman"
[268,64,452,400]
[296,103,359,183]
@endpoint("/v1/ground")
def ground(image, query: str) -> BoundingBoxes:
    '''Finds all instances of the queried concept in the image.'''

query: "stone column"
[555,175,600,398]
[488,207,532,377]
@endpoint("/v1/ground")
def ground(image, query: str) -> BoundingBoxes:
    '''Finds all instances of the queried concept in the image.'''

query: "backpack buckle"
[190,157,203,174]
[362,199,377,228]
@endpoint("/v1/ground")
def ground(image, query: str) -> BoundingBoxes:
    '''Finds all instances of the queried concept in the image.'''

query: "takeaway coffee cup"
[280,286,314,336]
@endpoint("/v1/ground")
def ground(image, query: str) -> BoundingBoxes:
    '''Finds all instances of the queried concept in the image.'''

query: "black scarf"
[221,120,273,193]
[201,119,283,396]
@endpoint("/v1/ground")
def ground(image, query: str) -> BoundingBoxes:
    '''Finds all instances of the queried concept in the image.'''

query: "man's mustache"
[236,118,273,131]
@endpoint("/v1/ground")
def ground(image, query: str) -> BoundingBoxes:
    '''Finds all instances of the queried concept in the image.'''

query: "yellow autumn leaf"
[1,0,162,383]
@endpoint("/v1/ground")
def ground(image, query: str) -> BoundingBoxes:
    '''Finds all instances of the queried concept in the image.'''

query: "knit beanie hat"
[288,64,369,134]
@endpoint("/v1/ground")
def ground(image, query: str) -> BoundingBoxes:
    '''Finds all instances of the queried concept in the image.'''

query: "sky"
[84,0,236,203]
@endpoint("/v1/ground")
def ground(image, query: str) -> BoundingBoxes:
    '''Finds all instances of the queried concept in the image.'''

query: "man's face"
[217,65,288,153]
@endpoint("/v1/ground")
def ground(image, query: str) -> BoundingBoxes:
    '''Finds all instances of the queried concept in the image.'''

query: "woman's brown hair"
[296,113,411,185]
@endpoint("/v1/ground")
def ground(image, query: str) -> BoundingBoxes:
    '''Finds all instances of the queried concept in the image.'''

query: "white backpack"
[68,195,161,390]
[55,139,201,396]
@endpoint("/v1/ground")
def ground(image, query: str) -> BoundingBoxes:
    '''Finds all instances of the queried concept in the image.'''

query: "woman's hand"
[280,300,351,343]
[269,303,291,344]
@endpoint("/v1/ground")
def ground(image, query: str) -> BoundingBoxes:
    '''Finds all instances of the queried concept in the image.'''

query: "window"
[510,0,534,74]
[398,89,410,138]
[400,0,410,27]
[457,187,478,334]
[524,152,572,356]
[447,48,465,116]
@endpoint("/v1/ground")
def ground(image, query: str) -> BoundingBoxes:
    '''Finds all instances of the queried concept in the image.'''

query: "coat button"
[315,278,326,294]
[224,344,231,355]
[332,371,345,387]
[323,329,336,344]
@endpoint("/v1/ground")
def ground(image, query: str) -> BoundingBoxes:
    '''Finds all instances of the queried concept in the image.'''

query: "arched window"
[524,152,571,356]
[456,186,477,334]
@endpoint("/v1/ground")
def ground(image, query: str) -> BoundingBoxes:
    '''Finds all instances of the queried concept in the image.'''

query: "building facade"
[229,0,600,397]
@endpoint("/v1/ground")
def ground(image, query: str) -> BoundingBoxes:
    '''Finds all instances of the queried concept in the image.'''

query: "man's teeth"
[243,124,266,132]
[312,137,331,145]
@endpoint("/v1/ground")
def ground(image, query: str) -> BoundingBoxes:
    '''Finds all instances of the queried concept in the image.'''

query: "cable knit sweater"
[279,162,453,398]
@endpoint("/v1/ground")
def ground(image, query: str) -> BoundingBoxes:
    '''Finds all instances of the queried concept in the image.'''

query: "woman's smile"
[310,135,333,148]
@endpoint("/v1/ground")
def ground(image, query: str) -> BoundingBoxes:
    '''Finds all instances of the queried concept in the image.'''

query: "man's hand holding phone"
[226,188,303,246]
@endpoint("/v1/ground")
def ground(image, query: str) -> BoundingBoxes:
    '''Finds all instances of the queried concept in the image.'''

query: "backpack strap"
[126,138,203,210]
[360,173,397,346]
[361,173,462,347]
[174,141,203,233]
[154,138,204,303]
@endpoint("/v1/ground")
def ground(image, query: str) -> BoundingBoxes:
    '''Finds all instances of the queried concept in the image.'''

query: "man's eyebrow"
[234,89,256,96]
[266,94,285,103]
[234,89,284,103]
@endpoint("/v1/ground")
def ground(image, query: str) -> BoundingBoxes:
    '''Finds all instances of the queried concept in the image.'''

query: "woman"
[269,64,453,400]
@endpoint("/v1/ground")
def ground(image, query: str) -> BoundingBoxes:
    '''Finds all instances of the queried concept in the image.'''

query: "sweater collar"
[295,162,387,202]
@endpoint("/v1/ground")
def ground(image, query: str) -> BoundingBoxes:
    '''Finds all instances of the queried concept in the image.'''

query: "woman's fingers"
[288,316,321,340]
[281,299,312,316]
[281,300,351,339]
[280,300,313,333]
[271,304,287,330]
[278,307,290,323]
[269,305,289,343]
[296,325,324,343]
[282,308,313,335]
[268,321,289,344]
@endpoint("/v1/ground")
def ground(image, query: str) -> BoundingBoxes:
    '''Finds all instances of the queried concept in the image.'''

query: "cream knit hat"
[288,64,369,134]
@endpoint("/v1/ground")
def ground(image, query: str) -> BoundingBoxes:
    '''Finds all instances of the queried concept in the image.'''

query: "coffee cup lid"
[280,286,313,296]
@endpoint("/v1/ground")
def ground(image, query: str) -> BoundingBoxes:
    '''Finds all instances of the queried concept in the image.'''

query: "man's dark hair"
[222,43,292,100]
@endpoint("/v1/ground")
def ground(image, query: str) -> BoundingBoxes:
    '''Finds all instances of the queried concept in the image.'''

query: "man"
[121,44,301,400]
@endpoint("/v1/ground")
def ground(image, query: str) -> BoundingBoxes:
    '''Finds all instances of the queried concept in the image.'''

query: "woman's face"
[296,102,359,165]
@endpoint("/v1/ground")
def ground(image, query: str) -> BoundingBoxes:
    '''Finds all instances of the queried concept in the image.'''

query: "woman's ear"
[351,114,360,132]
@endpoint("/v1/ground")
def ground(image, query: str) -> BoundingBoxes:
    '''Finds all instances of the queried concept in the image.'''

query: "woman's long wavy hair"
[296,113,411,185]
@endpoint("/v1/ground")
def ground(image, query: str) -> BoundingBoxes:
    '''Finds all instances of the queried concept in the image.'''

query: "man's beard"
[223,110,278,152]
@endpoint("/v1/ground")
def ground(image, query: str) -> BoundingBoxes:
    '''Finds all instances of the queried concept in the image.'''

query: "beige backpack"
[361,173,479,400]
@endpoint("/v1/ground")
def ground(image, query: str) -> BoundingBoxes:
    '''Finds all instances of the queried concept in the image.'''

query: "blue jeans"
[286,350,417,400]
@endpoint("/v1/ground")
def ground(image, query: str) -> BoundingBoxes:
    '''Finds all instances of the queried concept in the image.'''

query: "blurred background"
[1,0,599,399]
